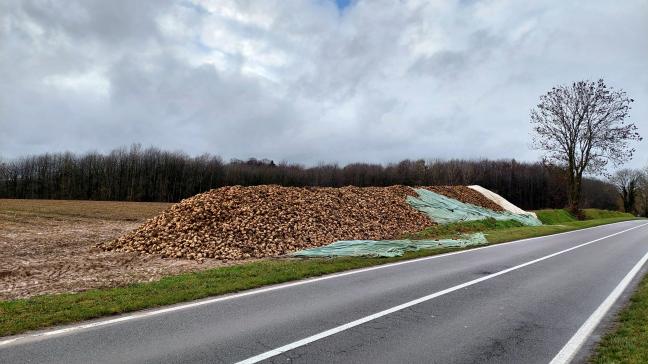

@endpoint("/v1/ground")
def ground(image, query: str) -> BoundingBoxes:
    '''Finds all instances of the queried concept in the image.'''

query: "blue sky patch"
[335,0,352,10]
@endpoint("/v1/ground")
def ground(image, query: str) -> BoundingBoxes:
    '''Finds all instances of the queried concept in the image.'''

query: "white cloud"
[43,70,110,96]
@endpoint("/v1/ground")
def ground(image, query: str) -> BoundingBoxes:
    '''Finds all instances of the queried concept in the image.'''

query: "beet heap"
[101,185,503,261]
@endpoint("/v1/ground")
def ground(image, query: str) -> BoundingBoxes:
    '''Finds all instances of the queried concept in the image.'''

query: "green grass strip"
[533,208,634,225]
[582,209,635,221]
[590,263,648,363]
[534,209,579,224]
[403,218,524,240]
[485,217,637,244]
[0,216,639,337]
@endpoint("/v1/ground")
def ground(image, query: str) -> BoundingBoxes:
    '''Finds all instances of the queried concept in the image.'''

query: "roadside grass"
[485,217,635,244]
[591,272,648,363]
[589,209,648,363]
[534,209,578,224]
[403,218,524,240]
[534,208,634,225]
[583,208,635,221]
[0,215,640,337]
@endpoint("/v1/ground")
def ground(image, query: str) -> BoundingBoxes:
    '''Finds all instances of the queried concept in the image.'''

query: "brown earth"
[0,199,247,300]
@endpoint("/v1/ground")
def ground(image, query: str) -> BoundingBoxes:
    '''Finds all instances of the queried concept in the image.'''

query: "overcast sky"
[1,0,647,167]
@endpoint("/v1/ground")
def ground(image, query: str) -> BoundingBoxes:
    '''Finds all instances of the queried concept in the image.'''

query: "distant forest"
[0,145,619,210]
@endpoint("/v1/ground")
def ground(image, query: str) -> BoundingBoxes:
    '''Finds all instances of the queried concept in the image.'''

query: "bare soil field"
[0,199,245,300]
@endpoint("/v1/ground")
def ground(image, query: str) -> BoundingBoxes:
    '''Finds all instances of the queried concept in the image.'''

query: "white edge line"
[0,219,642,347]
[235,222,648,364]
[549,250,648,364]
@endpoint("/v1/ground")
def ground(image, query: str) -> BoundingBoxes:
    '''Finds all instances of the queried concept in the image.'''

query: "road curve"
[1,220,648,364]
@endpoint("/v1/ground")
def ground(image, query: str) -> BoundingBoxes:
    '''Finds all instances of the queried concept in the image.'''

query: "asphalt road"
[2,220,648,364]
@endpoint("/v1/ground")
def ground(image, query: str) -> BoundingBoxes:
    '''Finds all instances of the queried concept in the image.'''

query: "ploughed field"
[0,199,242,300]
[1,186,500,299]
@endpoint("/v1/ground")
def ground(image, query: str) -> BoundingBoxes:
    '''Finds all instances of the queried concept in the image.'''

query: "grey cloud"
[408,28,505,76]
[19,0,171,45]
[106,54,302,158]
[0,0,646,168]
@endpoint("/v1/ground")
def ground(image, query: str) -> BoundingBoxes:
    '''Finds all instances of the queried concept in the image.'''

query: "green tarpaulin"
[291,187,541,258]
[291,233,488,258]
[406,188,542,226]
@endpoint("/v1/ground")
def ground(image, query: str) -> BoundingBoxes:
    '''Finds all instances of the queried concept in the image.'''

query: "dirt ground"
[0,199,247,300]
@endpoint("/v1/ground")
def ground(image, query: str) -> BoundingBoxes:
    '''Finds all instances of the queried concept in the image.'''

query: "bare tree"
[609,168,641,213]
[531,79,641,213]
[636,167,648,217]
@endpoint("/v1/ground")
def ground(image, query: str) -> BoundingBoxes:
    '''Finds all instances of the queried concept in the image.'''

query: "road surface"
[2,220,647,363]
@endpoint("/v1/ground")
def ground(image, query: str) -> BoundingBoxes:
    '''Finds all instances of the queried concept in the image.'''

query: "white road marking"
[549,250,648,364]
[0,220,641,347]
[236,222,648,364]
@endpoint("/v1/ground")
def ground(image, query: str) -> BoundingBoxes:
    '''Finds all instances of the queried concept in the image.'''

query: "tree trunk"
[622,187,630,212]
[567,171,582,216]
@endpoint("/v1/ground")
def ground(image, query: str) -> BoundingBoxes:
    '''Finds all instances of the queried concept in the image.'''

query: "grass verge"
[534,208,634,225]
[485,217,636,244]
[403,218,524,240]
[590,266,648,363]
[583,209,635,221]
[0,215,639,337]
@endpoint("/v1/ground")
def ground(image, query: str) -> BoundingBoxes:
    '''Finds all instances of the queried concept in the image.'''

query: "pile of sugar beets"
[100,185,502,261]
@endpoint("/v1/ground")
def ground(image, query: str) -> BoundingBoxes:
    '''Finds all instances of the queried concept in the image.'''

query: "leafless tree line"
[0,145,619,210]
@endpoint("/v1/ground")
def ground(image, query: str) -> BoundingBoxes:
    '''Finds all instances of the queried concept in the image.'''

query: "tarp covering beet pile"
[407,188,542,226]
[291,188,541,258]
[101,185,536,261]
